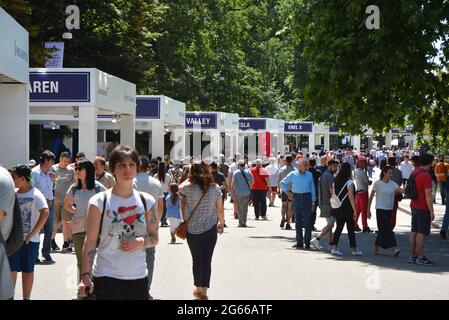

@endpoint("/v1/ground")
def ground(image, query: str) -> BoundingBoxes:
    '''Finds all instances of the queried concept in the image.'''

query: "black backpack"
[405,170,424,200]
[0,195,24,256]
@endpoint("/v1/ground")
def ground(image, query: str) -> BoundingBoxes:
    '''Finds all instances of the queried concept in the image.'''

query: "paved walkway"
[13,195,449,300]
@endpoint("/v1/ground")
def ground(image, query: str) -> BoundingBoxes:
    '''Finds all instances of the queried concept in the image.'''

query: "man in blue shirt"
[281,158,317,249]
[231,160,254,227]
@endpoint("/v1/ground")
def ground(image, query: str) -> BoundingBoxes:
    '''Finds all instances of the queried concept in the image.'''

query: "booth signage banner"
[185,113,218,129]
[391,126,412,134]
[29,71,90,102]
[239,119,266,131]
[329,126,339,133]
[44,42,64,68]
[284,122,313,133]
[136,97,160,119]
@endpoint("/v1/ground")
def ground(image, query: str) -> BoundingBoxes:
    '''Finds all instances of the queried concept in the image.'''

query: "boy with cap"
[8,165,49,299]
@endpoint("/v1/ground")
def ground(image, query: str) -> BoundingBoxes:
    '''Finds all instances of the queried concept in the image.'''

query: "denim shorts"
[8,241,40,273]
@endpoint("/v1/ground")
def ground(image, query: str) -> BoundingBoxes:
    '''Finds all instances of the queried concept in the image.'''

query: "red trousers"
[390,194,400,230]
[355,191,369,229]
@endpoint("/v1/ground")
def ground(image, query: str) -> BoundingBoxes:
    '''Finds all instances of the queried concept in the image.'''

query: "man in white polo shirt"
[31,150,56,263]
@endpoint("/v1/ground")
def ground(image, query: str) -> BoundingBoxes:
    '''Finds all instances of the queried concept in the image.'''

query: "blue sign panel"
[29,72,90,102]
[239,119,266,131]
[391,126,412,134]
[185,113,218,129]
[284,122,313,133]
[136,97,160,119]
[329,126,339,133]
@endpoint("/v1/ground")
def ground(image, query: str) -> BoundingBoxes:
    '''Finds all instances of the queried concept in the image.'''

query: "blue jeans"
[442,196,449,233]
[41,203,55,259]
[439,181,447,204]
[293,193,312,246]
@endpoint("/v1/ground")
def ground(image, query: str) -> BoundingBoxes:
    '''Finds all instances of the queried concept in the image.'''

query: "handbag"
[176,190,207,240]
[330,180,350,209]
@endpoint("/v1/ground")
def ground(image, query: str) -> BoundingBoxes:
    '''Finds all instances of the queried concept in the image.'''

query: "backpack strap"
[139,192,147,212]
[96,192,108,248]
[240,169,251,191]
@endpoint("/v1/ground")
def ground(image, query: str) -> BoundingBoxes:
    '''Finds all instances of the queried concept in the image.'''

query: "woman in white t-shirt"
[368,166,404,256]
[78,146,158,300]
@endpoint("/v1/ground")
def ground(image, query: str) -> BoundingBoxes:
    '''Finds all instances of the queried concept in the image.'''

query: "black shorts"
[93,276,149,300]
[281,192,292,203]
[411,208,431,235]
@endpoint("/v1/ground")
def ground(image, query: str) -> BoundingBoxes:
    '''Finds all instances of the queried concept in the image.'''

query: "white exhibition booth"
[284,121,315,153]
[29,94,185,159]
[185,111,239,160]
[0,8,29,167]
[29,68,136,161]
[238,118,284,158]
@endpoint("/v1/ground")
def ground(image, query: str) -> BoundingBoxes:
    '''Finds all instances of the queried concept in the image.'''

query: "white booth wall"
[0,8,29,167]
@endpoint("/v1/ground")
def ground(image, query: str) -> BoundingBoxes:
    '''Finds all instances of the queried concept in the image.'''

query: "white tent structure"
[29,68,136,160]
[0,8,29,166]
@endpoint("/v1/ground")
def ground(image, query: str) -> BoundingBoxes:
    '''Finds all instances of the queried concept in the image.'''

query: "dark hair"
[210,162,218,170]
[60,151,71,159]
[285,155,293,163]
[308,158,316,167]
[156,156,162,162]
[387,157,397,166]
[411,155,420,166]
[10,164,32,182]
[327,159,339,167]
[157,162,166,183]
[170,183,179,205]
[40,150,56,164]
[75,160,96,190]
[139,155,149,172]
[108,145,140,173]
[76,152,86,160]
[380,165,393,180]
[419,154,434,167]
[334,162,352,186]
[188,162,214,192]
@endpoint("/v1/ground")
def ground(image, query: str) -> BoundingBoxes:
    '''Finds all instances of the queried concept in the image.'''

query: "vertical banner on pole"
[266,133,271,157]
[258,132,270,157]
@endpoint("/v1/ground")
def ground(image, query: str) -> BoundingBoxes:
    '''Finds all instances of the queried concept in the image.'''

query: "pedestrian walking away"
[231,160,254,227]
[179,162,225,300]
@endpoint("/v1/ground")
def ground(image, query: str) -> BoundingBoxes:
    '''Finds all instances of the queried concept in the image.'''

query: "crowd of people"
[0,144,448,300]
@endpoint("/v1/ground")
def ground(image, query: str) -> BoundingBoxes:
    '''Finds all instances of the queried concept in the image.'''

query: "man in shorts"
[52,152,76,253]
[277,155,295,230]
[311,160,339,251]
[408,154,435,265]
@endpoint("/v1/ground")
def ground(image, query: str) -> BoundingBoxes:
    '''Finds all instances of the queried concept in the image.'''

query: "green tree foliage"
[289,0,449,143]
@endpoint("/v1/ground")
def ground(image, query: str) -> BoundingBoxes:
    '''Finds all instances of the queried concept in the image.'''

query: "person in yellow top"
[435,155,449,205]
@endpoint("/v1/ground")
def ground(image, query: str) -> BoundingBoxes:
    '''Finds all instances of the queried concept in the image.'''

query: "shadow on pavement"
[249,229,449,274]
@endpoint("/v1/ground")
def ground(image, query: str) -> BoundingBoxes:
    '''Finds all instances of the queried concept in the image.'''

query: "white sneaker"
[351,250,363,256]
[310,238,321,251]
[331,249,343,256]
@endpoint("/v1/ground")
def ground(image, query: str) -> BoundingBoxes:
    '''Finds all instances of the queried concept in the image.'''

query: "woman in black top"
[331,162,363,256]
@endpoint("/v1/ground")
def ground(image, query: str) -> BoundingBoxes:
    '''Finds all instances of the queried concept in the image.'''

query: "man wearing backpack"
[0,165,16,300]
[408,154,435,266]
